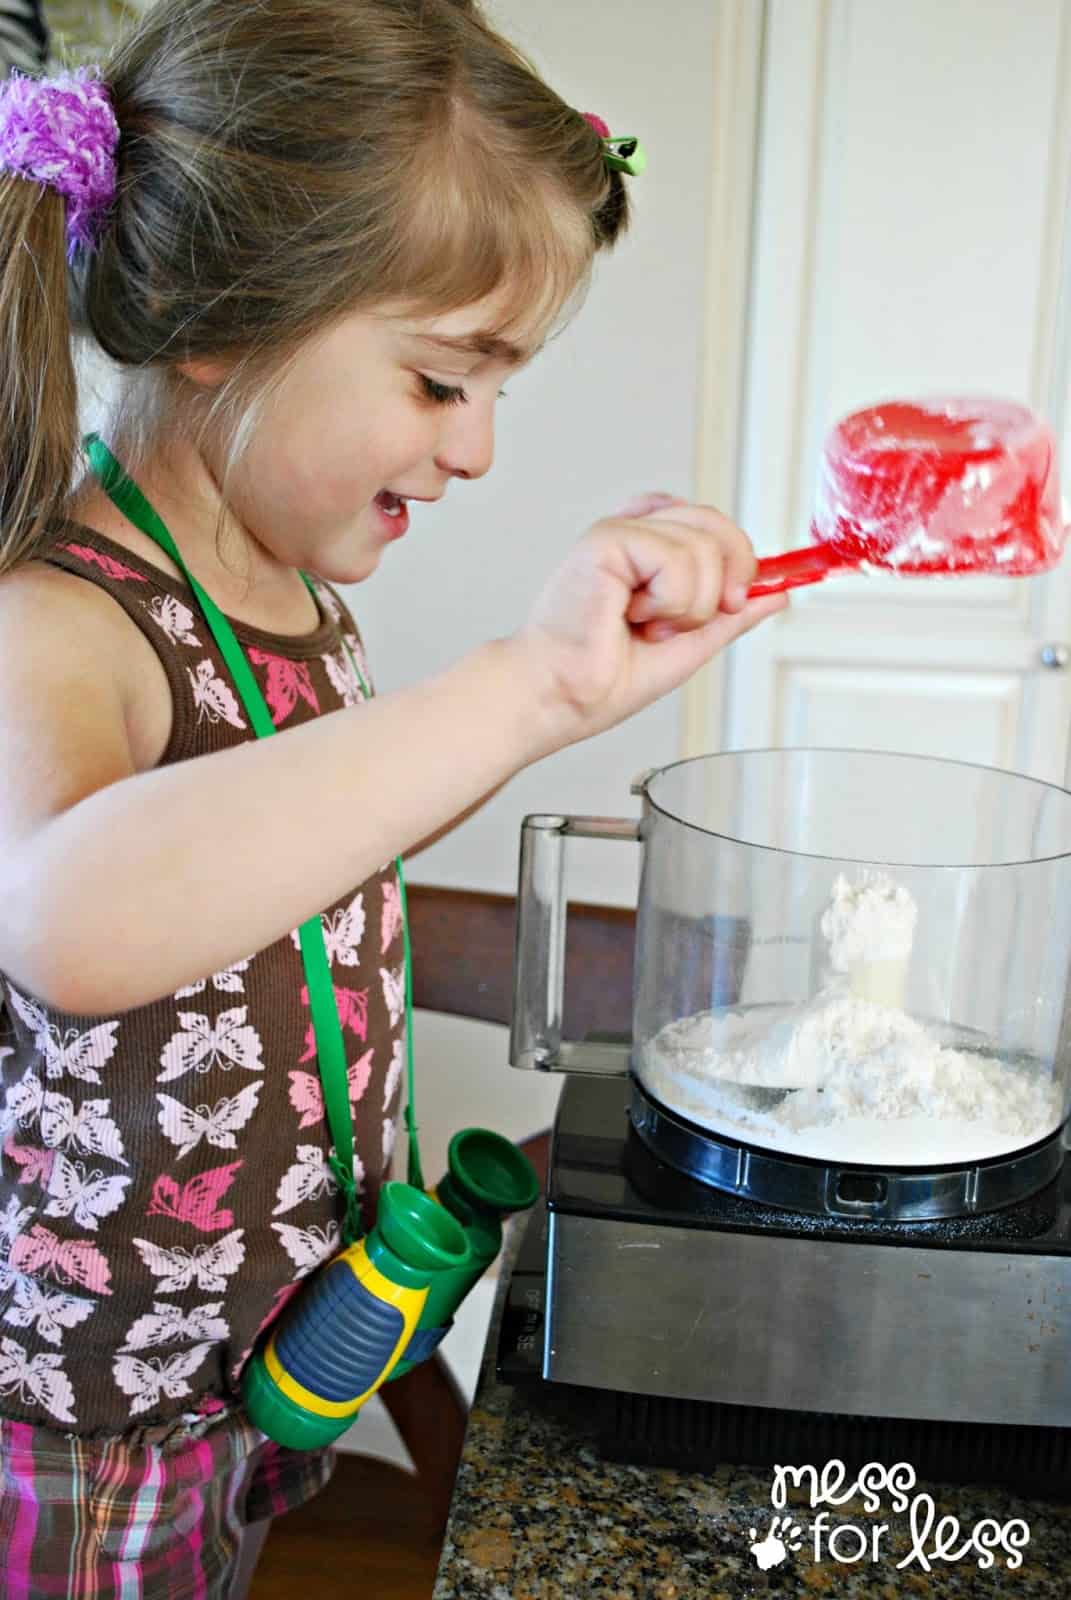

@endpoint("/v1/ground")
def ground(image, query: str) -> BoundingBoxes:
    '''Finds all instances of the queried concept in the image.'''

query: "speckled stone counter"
[433,1223,1071,1600]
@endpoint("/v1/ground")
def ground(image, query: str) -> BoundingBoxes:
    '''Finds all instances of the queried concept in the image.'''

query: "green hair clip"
[582,113,646,177]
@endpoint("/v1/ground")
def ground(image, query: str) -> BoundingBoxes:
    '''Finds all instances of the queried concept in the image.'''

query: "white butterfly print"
[6,985,119,1084]
[1,1069,43,1136]
[313,582,343,625]
[156,1082,262,1160]
[272,1145,338,1216]
[133,1229,246,1294]
[175,958,252,999]
[380,880,403,954]
[0,1193,33,1251]
[158,1008,264,1084]
[380,965,405,1027]
[322,647,364,709]
[146,594,202,648]
[3,1272,95,1346]
[0,1335,76,1423]
[272,1219,340,1277]
[44,1153,131,1232]
[383,1040,403,1113]
[121,1300,229,1351]
[290,894,366,968]
[188,660,246,729]
[38,1093,127,1165]
[382,1116,398,1168]
[343,634,371,688]
[113,1343,212,1417]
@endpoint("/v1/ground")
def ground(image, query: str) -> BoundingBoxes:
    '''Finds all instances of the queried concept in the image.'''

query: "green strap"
[82,434,423,1230]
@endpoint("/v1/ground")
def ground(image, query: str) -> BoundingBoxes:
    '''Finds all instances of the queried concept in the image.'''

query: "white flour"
[641,871,1061,1165]
[821,871,917,969]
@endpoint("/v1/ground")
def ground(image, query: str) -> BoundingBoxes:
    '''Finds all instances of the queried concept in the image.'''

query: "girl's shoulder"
[0,539,156,677]
[0,537,172,774]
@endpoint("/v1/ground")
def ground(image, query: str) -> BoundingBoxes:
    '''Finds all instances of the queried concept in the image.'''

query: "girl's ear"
[177,357,235,389]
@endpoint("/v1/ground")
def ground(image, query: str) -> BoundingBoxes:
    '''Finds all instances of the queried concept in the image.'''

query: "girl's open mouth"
[373,490,409,537]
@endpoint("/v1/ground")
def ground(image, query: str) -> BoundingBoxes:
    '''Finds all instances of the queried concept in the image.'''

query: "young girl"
[0,0,785,1592]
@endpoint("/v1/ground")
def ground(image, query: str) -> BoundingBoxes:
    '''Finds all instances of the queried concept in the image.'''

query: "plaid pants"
[0,1410,333,1598]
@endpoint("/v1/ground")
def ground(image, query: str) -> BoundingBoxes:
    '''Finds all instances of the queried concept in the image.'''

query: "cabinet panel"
[777,664,1021,768]
[720,0,1071,782]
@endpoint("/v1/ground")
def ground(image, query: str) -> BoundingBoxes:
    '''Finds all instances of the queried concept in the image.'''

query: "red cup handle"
[749,543,855,597]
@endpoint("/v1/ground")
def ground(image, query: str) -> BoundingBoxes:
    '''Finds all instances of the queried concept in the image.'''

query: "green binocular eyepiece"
[242,1131,540,1449]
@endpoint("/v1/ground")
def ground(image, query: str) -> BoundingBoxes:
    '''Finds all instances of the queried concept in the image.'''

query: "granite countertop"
[433,1221,1071,1600]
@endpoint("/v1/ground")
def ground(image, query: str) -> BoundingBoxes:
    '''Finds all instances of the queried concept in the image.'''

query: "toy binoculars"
[242,1128,539,1449]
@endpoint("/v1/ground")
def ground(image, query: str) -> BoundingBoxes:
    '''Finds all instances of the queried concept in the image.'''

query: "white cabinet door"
[720,0,1071,785]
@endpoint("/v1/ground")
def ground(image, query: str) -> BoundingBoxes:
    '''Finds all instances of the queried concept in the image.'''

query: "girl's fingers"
[614,491,681,519]
[641,502,758,611]
[609,500,758,622]
[642,589,788,658]
[625,535,723,629]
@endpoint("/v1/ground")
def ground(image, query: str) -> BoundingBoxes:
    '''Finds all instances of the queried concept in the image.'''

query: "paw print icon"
[748,1515,805,1570]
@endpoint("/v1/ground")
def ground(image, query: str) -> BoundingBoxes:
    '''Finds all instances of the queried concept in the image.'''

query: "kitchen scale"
[497,749,1071,1496]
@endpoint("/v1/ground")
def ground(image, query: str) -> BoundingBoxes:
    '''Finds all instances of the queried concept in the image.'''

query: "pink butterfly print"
[9,1223,112,1295]
[145,1160,242,1233]
[288,1049,373,1130]
[298,985,368,1063]
[381,881,402,954]
[246,650,319,725]
[3,1134,55,1188]
[229,1280,303,1384]
[60,544,148,584]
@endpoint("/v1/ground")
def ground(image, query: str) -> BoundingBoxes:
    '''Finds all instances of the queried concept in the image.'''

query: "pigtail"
[0,171,78,576]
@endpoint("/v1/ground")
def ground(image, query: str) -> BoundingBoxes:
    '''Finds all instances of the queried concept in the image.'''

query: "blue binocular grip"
[399,1321,452,1366]
[274,1261,405,1403]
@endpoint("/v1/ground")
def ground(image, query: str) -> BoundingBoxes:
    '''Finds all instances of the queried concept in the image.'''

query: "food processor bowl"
[511,750,1071,1215]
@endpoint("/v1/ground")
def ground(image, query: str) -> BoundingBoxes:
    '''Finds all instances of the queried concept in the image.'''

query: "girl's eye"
[420,375,468,406]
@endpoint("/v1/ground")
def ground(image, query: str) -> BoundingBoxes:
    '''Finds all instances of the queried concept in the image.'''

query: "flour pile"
[641,870,1060,1164]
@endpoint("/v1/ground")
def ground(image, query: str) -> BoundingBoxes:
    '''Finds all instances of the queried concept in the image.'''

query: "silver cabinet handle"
[1040,644,1070,670]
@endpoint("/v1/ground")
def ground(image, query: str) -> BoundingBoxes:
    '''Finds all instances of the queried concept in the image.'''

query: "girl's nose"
[434,401,495,482]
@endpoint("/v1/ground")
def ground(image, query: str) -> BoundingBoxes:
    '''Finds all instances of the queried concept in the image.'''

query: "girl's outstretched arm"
[0,504,784,1015]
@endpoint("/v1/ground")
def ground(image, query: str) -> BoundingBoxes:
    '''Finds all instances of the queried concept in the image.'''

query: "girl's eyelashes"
[420,374,468,406]
[418,375,510,406]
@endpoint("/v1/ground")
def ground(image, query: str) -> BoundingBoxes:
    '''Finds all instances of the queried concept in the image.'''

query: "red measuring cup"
[749,397,1066,598]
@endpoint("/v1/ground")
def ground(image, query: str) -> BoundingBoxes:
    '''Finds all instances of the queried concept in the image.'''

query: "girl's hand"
[513,492,788,754]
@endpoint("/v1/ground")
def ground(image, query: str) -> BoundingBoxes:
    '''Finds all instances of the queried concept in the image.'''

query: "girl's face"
[216,293,542,585]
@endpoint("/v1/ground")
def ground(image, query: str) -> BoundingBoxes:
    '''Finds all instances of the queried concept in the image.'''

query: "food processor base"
[595,1389,1071,1500]
[499,1075,1071,1493]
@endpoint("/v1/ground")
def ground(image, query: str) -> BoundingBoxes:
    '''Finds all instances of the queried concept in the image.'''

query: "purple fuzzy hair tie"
[0,67,119,259]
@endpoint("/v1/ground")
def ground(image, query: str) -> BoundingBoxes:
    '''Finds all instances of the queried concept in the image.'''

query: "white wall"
[75,2,722,1159]
[347,0,721,907]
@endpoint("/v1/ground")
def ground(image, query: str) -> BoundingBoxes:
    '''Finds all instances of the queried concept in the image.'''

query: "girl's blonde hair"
[0,0,629,574]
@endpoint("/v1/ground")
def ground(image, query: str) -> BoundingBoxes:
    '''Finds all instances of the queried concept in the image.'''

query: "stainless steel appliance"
[498,750,1071,1492]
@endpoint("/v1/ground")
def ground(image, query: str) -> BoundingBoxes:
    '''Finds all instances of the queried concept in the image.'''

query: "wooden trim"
[681,0,768,757]
[406,883,635,1038]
